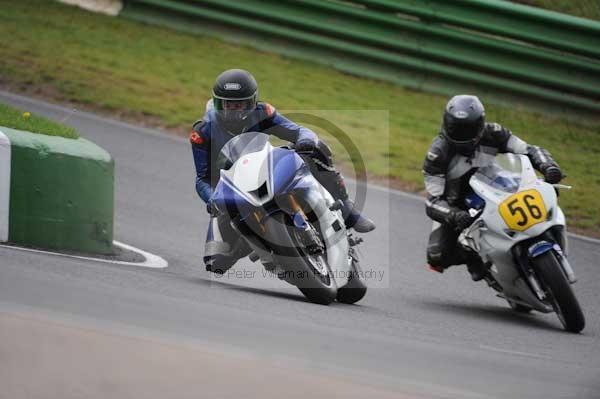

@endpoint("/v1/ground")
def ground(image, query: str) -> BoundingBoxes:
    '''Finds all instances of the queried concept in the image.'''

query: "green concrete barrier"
[0,127,114,254]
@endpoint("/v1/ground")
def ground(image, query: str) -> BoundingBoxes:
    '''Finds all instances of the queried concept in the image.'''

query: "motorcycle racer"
[191,69,375,273]
[423,95,563,281]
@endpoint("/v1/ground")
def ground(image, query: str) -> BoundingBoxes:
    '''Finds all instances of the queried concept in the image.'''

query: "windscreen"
[215,132,270,171]
[473,153,523,193]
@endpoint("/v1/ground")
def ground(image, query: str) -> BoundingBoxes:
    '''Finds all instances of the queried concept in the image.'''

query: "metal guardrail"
[121,0,600,113]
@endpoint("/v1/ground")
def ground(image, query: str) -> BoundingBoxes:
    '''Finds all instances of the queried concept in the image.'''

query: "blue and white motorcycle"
[211,132,367,305]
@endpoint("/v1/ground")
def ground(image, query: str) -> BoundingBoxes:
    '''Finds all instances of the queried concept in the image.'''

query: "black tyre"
[337,259,367,304]
[532,251,585,333]
[296,253,337,305]
[266,213,337,305]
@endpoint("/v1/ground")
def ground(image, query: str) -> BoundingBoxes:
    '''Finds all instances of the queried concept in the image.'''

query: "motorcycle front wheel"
[266,212,337,305]
[533,251,585,333]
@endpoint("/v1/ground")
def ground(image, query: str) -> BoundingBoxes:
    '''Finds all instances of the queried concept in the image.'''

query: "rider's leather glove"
[452,210,475,231]
[295,139,316,154]
[542,164,563,184]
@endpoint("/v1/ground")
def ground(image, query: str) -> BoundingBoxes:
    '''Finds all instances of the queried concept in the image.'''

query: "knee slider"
[204,254,236,274]
[427,250,443,266]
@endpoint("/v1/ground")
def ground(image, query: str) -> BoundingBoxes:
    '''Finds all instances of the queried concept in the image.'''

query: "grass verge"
[513,0,600,20]
[0,0,598,235]
[0,102,79,139]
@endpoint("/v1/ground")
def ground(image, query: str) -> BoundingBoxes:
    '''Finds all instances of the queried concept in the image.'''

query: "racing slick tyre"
[336,258,367,304]
[533,251,585,333]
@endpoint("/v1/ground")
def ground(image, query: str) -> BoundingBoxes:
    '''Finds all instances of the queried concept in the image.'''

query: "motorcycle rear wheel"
[533,251,585,333]
[336,258,367,304]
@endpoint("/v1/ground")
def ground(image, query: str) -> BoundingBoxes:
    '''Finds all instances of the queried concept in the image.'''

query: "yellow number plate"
[498,189,547,231]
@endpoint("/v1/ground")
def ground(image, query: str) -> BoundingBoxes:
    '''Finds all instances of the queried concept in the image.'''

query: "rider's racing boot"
[466,257,487,282]
[341,199,376,233]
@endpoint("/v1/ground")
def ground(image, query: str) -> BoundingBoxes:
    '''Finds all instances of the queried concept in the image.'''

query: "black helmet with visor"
[442,95,486,156]
[212,69,258,134]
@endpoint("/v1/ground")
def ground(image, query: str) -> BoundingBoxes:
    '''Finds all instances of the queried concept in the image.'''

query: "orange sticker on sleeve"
[264,103,275,117]
[190,131,204,145]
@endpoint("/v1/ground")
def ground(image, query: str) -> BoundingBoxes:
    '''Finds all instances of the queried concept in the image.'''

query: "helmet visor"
[213,93,257,123]
[213,97,256,112]
[446,119,484,143]
[212,92,257,134]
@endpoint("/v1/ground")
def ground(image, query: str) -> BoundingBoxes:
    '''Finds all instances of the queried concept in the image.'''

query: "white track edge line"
[0,240,168,268]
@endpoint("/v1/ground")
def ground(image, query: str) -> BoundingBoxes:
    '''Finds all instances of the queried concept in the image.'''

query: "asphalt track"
[1,91,599,399]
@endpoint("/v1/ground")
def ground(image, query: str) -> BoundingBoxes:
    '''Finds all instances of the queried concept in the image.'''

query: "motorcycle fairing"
[212,134,351,288]
[468,154,564,244]
[459,153,572,311]
[213,144,321,221]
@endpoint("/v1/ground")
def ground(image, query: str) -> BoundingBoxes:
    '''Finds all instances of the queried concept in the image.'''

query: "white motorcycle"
[211,132,367,305]
[459,153,585,332]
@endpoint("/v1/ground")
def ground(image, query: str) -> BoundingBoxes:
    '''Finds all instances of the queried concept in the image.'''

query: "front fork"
[289,192,358,288]
[551,244,577,283]
[513,231,577,302]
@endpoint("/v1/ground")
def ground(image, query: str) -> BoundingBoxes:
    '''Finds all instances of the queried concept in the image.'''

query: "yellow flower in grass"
[22,112,31,120]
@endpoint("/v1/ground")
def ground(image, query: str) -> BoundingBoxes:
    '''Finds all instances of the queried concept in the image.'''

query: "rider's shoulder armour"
[423,135,453,176]
[257,101,276,117]
[192,119,204,130]
[190,120,210,147]
[256,101,277,125]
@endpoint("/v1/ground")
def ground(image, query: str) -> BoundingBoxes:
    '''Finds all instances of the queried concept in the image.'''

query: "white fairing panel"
[221,145,274,206]
[300,183,352,288]
[469,155,561,242]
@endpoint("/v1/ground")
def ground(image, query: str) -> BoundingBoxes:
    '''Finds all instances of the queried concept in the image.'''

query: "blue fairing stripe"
[528,240,554,258]
[271,148,306,195]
